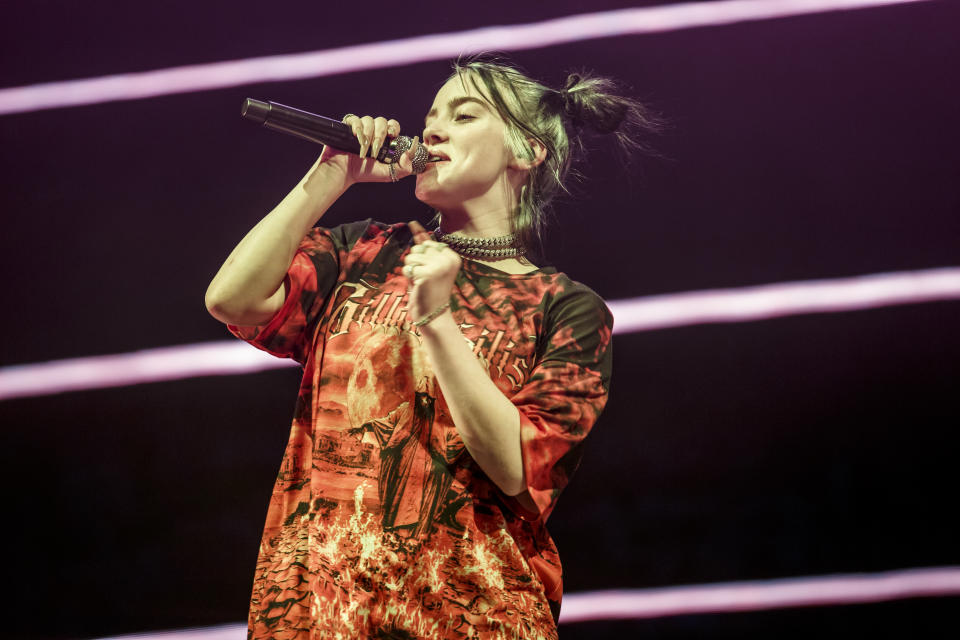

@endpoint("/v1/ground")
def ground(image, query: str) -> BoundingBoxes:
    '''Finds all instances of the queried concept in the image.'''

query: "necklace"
[434,226,526,259]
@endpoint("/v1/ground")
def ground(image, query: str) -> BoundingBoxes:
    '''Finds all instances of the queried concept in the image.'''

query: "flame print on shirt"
[249,483,555,639]
[231,221,613,640]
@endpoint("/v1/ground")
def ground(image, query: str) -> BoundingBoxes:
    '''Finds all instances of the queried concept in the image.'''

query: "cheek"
[460,145,509,178]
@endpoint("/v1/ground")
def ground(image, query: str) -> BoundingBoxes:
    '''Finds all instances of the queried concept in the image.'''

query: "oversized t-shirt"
[229,220,613,640]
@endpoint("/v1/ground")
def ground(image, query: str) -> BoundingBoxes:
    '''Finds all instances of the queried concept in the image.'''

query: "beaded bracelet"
[412,302,451,328]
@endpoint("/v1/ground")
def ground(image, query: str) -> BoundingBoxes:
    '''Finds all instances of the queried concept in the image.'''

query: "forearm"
[419,312,526,496]
[205,158,350,325]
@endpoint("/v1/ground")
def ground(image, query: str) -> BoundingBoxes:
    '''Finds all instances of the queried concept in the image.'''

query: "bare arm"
[204,157,350,326]
[403,225,528,496]
[418,311,527,496]
[206,115,412,326]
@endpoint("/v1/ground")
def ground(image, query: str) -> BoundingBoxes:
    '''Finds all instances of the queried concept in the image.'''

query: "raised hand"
[403,221,462,326]
[319,114,422,186]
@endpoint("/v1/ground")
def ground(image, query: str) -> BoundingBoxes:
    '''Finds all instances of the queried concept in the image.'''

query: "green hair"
[447,53,661,254]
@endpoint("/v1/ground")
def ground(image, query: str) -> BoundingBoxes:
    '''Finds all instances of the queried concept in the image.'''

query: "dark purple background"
[1,1,958,638]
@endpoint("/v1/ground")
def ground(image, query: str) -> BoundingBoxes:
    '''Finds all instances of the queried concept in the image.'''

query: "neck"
[436,173,524,238]
[437,205,515,239]
[428,165,529,237]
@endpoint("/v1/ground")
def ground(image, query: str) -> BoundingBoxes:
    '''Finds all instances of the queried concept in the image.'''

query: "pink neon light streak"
[1,266,958,401]
[0,0,928,116]
[608,266,960,333]
[0,341,296,401]
[94,566,960,638]
[558,566,960,623]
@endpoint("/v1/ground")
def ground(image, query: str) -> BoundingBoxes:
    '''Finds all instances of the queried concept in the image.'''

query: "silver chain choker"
[434,226,526,259]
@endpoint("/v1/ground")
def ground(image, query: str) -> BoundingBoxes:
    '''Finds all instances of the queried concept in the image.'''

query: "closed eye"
[422,112,477,137]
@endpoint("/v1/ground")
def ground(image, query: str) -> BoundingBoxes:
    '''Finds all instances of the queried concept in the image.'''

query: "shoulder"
[540,272,613,334]
[302,219,414,253]
[526,272,613,372]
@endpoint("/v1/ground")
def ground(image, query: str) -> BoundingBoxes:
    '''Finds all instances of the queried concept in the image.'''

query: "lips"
[425,148,450,163]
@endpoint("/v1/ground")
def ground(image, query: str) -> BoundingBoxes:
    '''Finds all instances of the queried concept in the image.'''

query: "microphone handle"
[241,98,408,163]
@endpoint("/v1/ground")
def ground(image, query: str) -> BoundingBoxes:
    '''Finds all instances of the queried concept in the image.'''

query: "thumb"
[408,220,431,244]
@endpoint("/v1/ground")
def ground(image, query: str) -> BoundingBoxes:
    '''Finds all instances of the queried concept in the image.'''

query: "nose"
[422,121,447,146]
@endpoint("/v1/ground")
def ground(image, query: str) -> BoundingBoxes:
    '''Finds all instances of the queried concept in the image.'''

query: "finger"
[410,244,426,254]
[402,263,430,280]
[359,115,375,158]
[422,240,447,251]
[343,114,363,146]
[408,220,431,244]
[405,135,421,161]
[387,119,401,138]
[403,253,431,265]
[372,117,389,160]
[395,135,420,175]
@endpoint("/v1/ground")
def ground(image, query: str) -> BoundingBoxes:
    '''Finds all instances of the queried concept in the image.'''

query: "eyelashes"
[422,113,477,137]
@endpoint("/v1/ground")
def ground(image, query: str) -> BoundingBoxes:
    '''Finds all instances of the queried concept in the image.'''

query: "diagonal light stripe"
[608,266,960,333]
[0,0,929,116]
[0,341,297,401]
[94,566,960,638]
[558,566,960,622]
[1,266,958,401]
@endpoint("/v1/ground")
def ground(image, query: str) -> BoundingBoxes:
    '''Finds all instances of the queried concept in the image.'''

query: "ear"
[509,138,547,170]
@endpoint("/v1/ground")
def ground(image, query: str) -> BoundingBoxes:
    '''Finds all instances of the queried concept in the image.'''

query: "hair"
[447,53,662,253]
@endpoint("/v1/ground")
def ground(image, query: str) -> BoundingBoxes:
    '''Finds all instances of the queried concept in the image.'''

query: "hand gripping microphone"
[241,98,423,165]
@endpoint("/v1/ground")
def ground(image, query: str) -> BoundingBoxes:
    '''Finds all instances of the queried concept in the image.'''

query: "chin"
[415,173,492,211]
[414,175,447,208]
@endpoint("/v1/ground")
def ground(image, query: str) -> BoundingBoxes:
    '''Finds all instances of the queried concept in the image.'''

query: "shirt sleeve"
[227,219,373,365]
[509,286,614,522]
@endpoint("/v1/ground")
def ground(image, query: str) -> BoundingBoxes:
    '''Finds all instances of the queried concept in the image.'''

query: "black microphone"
[241,98,414,163]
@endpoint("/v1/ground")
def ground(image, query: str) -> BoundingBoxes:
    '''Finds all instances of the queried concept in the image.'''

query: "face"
[415,74,519,212]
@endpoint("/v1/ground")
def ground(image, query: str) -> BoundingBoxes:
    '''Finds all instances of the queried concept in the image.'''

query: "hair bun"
[558,73,581,119]
[450,53,662,252]
[559,72,629,134]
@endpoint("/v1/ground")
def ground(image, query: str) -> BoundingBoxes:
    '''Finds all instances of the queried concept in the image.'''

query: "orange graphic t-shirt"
[229,220,613,639]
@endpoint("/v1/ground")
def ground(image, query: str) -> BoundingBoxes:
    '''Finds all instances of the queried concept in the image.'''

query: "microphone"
[241,98,417,164]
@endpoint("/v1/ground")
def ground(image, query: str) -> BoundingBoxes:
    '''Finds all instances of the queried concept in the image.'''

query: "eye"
[454,113,476,122]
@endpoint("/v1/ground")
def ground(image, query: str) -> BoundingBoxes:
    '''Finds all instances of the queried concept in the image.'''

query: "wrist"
[413,301,451,327]
[309,157,355,193]
[414,303,454,335]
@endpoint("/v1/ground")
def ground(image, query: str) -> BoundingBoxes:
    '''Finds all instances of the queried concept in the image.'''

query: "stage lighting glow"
[1,266,958,401]
[608,266,960,333]
[558,565,960,623]
[0,0,928,115]
[0,341,296,401]
[93,566,960,638]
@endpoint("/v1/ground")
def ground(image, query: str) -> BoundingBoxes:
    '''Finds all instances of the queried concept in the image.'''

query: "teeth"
[428,156,445,162]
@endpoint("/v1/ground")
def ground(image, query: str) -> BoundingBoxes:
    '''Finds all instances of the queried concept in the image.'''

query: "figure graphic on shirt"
[354,383,453,537]
[346,333,464,538]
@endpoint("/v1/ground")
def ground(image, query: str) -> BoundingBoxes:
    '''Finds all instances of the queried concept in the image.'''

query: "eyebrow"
[424,96,489,125]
